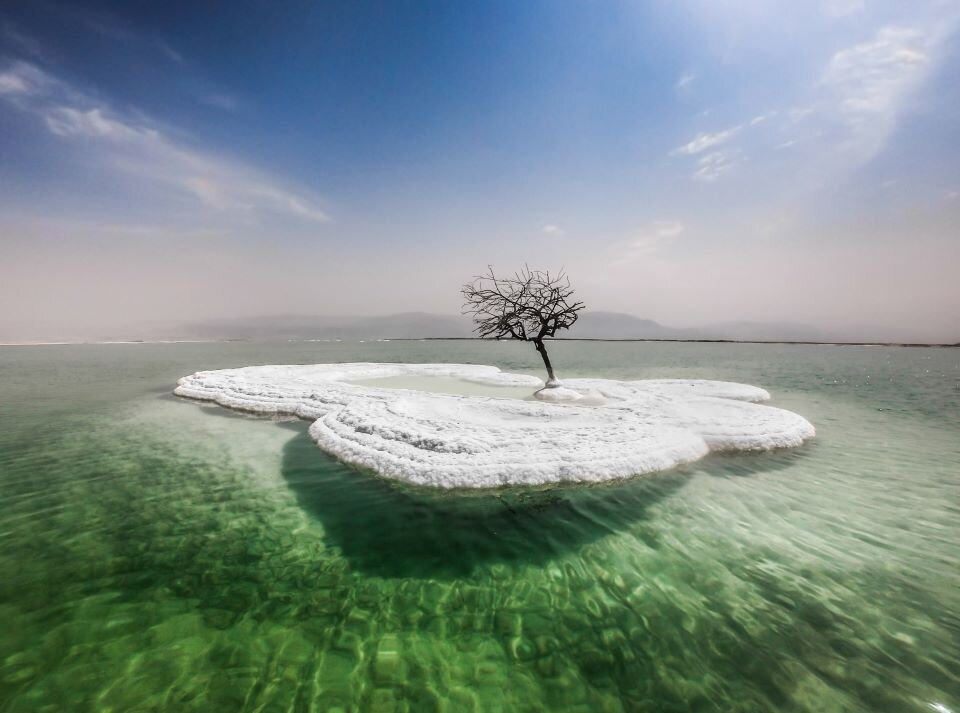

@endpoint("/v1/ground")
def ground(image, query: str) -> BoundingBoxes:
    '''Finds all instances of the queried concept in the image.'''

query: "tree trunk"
[533,339,557,384]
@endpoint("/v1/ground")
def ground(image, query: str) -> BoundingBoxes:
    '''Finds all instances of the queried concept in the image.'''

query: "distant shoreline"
[2,337,957,348]
[0,339,221,347]
[405,337,960,348]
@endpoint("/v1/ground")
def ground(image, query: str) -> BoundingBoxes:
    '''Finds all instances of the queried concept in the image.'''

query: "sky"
[1,0,958,341]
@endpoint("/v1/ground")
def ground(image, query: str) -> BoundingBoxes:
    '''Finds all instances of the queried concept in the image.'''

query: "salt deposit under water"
[174,363,815,488]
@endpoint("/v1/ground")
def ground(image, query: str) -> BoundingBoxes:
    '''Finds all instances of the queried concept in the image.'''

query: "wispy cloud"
[0,60,329,224]
[84,17,135,42]
[155,39,185,65]
[200,93,240,112]
[693,150,743,182]
[0,71,29,95]
[44,106,158,141]
[675,72,696,91]
[1,23,47,60]
[0,61,51,98]
[82,10,186,66]
[672,126,741,156]
[541,224,564,236]
[821,26,933,156]
[662,0,958,193]
[671,111,773,176]
[671,126,749,182]
[617,220,685,262]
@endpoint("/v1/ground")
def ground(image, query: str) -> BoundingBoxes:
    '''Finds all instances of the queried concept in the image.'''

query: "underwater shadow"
[279,424,692,579]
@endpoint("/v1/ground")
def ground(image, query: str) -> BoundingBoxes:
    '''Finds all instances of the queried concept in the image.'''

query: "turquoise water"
[1,340,958,712]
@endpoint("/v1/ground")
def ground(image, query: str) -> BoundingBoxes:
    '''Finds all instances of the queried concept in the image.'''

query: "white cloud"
[672,109,778,181]
[200,93,240,111]
[0,72,29,95]
[1,24,47,61]
[253,187,331,223]
[821,26,933,155]
[0,61,329,224]
[155,40,185,65]
[693,150,743,182]
[44,106,157,141]
[84,18,134,42]
[671,119,756,181]
[664,4,958,193]
[672,126,741,155]
[0,61,49,96]
[83,12,188,66]
[675,73,696,91]
[618,221,685,261]
[541,224,564,236]
[669,21,949,187]
[650,220,685,239]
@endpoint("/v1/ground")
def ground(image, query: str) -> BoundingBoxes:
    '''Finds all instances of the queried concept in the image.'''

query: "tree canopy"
[461,266,585,382]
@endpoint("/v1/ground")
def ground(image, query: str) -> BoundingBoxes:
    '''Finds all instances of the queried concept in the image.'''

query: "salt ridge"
[174,363,815,489]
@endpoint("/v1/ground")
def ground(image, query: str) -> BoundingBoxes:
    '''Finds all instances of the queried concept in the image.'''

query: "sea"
[1,339,957,712]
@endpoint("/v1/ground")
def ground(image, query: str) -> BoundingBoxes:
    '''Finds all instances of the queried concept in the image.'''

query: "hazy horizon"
[2,1,959,342]
[1,308,955,345]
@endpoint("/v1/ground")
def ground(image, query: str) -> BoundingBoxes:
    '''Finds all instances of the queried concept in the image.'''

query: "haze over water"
[1,340,957,712]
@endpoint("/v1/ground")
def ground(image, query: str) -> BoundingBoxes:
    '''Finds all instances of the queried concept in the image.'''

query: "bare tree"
[461,265,585,384]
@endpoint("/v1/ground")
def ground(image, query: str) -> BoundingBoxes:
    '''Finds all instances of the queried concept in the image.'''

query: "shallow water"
[348,374,537,400]
[1,340,958,712]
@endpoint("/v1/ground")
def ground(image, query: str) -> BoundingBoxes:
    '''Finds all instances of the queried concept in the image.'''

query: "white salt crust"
[533,385,609,407]
[174,363,815,489]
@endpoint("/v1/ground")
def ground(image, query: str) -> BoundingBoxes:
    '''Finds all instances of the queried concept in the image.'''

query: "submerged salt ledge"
[174,363,815,489]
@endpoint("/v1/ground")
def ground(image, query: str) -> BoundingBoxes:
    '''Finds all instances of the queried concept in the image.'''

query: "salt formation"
[175,363,815,489]
[533,384,594,403]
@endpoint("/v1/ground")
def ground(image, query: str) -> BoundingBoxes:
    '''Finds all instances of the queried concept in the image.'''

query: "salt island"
[174,362,815,489]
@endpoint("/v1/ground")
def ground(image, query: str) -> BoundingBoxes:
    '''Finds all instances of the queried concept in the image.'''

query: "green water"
[1,340,958,712]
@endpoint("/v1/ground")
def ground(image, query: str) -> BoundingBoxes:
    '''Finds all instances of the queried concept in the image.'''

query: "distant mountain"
[172,310,700,341]
[557,311,701,340]
[4,310,952,345]
[176,312,474,341]
[167,311,954,344]
[559,313,847,342]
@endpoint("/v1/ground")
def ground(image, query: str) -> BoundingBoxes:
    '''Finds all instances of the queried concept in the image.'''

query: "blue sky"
[1,0,958,340]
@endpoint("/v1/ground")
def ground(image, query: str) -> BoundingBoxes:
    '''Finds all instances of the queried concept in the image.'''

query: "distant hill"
[557,311,701,340]
[173,310,699,341]
[176,312,474,341]
[3,310,953,345]
[166,311,953,344]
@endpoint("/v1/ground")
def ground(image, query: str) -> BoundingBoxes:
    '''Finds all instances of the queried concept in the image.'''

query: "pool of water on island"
[0,339,958,712]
